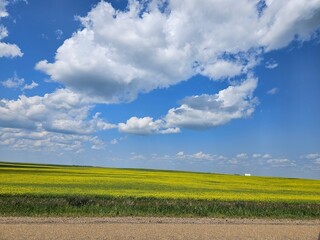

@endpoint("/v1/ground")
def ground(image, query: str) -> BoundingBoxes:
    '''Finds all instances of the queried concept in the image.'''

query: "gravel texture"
[0,217,319,239]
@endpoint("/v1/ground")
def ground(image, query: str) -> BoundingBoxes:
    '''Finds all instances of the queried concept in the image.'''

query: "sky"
[0,0,320,179]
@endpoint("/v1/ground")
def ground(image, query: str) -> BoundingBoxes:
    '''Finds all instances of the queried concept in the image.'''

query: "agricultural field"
[0,162,319,218]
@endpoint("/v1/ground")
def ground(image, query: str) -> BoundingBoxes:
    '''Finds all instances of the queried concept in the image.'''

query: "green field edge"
[1,194,319,219]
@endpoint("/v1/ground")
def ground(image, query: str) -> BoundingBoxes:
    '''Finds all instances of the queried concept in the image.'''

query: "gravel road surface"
[0,217,319,240]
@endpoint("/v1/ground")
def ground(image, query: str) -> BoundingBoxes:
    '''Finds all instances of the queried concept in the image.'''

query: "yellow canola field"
[1,162,319,202]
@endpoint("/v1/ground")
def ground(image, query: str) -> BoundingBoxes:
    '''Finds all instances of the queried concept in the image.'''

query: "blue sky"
[0,0,320,179]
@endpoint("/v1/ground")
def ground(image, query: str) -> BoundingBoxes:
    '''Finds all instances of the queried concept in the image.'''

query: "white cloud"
[119,77,258,133]
[0,42,23,58]
[263,154,272,159]
[118,116,179,135]
[0,0,8,18]
[252,153,273,159]
[1,73,38,90]
[165,77,258,129]
[300,153,320,167]
[0,0,23,58]
[35,1,320,103]
[22,81,38,90]
[118,117,161,135]
[1,73,24,88]
[176,151,184,157]
[266,158,296,167]
[90,137,105,150]
[0,88,116,135]
[0,127,104,152]
[304,153,320,160]
[265,59,278,69]
[236,153,248,159]
[267,87,279,95]
[201,60,243,80]
[173,151,217,161]
[159,127,181,134]
[192,151,214,161]
[252,153,272,159]
[260,0,320,50]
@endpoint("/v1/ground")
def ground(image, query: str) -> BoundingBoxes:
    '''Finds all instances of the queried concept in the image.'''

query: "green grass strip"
[1,194,319,219]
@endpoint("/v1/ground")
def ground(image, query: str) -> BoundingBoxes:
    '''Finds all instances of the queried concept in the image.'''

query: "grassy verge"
[1,194,319,219]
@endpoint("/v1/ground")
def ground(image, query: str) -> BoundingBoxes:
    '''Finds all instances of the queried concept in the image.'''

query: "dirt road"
[0,217,319,240]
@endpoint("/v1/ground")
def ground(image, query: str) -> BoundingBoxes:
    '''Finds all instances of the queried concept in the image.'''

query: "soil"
[0,217,319,239]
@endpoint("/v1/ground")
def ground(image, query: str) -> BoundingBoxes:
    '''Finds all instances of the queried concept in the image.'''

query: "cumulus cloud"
[252,153,272,159]
[303,153,320,160]
[165,77,258,129]
[1,73,38,90]
[0,0,23,58]
[300,153,320,168]
[119,76,258,133]
[0,42,22,57]
[0,88,116,135]
[192,151,214,161]
[176,151,184,157]
[174,151,217,161]
[0,87,115,152]
[0,127,104,152]
[259,0,320,50]
[35,0,320,103]
[252,153,262,158]
[201,60,243,80]
[236,153,248,159]
[0,0,8,18]
[118,116,180,135]
[1,73,24,88]
[266,158,296,167]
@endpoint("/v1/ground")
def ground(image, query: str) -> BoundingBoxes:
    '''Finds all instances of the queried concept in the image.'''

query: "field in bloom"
[1,162,319,203]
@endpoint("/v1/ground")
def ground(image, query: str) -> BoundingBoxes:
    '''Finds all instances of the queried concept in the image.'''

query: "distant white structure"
[244,173,251,176]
